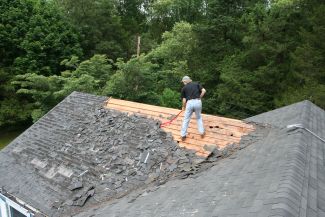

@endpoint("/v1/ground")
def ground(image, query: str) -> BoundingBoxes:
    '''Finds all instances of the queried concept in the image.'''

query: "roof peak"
[247,99,325,129]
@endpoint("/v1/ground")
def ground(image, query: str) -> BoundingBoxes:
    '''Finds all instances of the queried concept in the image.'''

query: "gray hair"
[181,76,192,82]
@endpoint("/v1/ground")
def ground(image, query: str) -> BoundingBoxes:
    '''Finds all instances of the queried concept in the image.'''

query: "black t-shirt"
[181,82,203,101]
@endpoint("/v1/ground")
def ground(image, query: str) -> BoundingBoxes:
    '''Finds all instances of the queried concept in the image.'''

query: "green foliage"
[12,54,113,122]
[12,73,64,122]
[148,22,196,62]
[0,0,82,75]
[154,61,188,93]
[116,0,149,56]
[189,0,250,114]
[55,74,99,100]
[214,1,318,117]
[0,0,83,127]
[103,22,197,107]
[276,4,325,108]
[0,97,33,126]
[1,0,325,129]
[62,55,112,86]
[56,0,129,59]
[0,67,32,127]
[148,0,206,39]
[0,0,34,67]
[0,69,13,99]
[159,88,181,108]
[147,22,196,92]
[103,56,159,103]
[56,54,113,98]
[216,55,274,117]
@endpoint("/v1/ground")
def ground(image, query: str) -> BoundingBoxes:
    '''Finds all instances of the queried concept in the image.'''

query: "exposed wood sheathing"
[105,98,255,157]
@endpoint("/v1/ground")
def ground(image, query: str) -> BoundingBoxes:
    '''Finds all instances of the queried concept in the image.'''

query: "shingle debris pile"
[64,108,206,204]
[67,107,203,196]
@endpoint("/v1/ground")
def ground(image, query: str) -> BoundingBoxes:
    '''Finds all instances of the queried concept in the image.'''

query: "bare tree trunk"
[137,35,141,57]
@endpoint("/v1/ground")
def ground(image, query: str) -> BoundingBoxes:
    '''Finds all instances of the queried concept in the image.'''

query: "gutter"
[0,188,45,217]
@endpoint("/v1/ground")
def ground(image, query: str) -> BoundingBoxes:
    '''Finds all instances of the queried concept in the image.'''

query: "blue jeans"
[181,99,205,137]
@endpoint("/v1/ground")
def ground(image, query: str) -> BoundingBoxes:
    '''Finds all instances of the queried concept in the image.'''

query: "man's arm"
[200,88,206,98]
[182,98,187,111]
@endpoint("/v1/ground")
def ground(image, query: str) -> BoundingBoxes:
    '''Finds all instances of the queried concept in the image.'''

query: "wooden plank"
[164,128,234,147]
[103,98,254,157]
[163,127,240,143]
[107,107,243,141]
[105,106,248,140]
[107,98,180,114]
[107,103,171,119]
[106,99,254,129]
[105,104,253,133]
[164,124,244,140]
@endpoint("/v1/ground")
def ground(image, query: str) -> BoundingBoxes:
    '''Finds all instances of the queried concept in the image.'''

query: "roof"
[1,92,324,217]
[75,100,325,217]
[0,92,255,216]
[0,92,108,216]
[105,98,255,157]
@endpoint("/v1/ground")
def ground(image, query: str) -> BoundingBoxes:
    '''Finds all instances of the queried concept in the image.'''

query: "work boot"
[200,132,206,139]
[181,136,186,141]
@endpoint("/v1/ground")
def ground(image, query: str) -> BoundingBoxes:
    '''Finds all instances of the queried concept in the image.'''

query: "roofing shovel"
[160,110,183,128]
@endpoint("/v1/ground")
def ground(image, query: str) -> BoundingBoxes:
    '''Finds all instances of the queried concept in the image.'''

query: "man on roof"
[180,76,206,141]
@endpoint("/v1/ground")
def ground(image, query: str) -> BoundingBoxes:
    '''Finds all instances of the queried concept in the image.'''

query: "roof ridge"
[268,99,325,216]
[268,131,307,216]
[299,100,311,129]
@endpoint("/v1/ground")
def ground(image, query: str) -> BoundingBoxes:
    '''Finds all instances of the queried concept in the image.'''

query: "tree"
[215,1,308,117]
[159,88,181,108]
[12,73,65,121]
[0,0,34,68]
[103,22,197,107]
[148,0,207,40]
[116,0,149,55]
[146,22,196,93]
[0,0,82,75]
[55,0,129,59]
[12,55,113,122]
[103,55,159,103]
[192,0,248,85]
[215,54,275,117]
[0,68,33,127]
[0,0,82,128]
[276,4,325,109]
[56,55,113,98]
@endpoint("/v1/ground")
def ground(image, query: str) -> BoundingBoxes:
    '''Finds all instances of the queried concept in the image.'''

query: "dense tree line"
[0,0,324,129]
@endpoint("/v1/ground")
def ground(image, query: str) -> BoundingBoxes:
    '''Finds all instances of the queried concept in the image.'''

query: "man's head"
[181,76,192,84]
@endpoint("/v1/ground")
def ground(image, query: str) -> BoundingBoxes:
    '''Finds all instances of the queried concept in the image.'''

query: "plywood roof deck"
[105,98,255,157]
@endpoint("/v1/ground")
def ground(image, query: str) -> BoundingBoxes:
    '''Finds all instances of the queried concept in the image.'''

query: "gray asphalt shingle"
[0,92,107,216]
